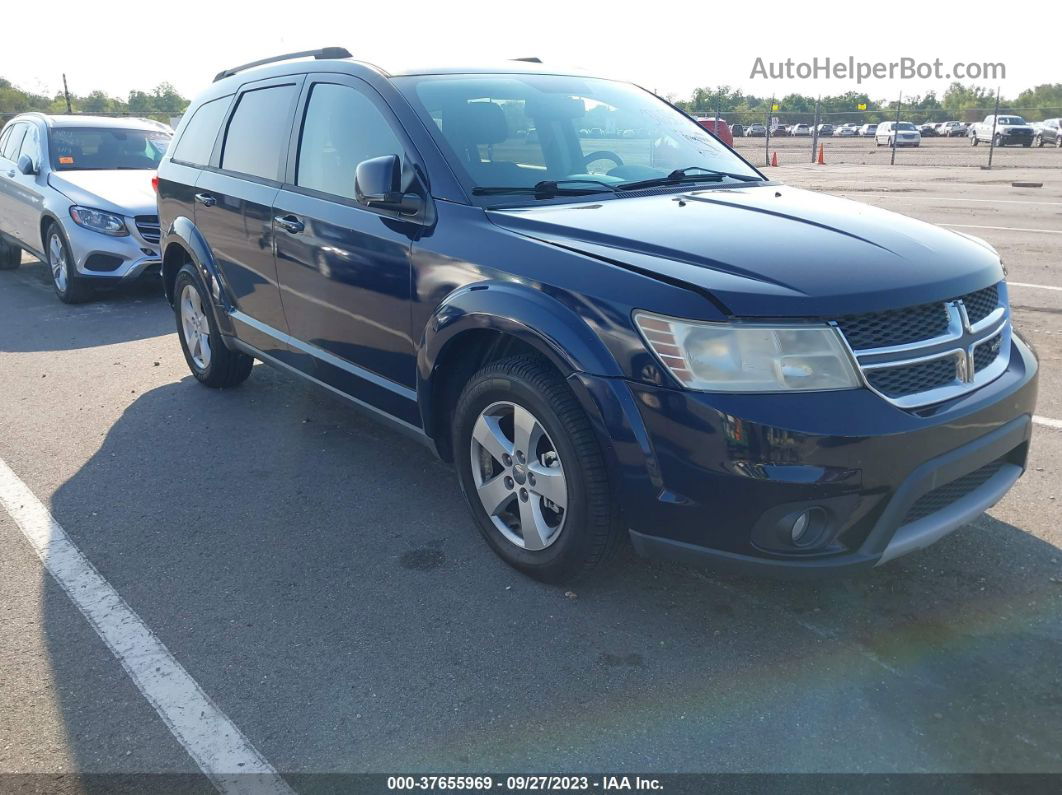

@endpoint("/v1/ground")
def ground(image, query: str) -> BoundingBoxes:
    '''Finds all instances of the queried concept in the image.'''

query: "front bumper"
[571,335,1038,576]
[63,216,161,282]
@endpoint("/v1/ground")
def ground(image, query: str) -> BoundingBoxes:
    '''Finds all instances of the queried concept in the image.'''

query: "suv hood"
[488,185,1003,317]
[48,170,158,217]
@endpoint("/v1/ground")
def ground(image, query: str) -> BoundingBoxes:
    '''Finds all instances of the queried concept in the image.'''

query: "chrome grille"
[835,282,1010,408]
[135,215,161,244]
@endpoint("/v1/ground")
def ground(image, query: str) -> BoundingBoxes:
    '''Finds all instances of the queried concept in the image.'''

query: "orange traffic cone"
[770,151,778,167]
[817,143,825,165]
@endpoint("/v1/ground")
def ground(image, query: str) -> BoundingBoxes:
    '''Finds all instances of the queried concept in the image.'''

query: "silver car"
[0,114,171,303]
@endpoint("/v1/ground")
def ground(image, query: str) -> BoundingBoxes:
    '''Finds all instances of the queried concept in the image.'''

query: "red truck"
[693,116,734,147]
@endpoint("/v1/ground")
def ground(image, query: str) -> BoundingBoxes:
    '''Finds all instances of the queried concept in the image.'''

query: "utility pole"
[987,86,1001,170]
[62,74,72,114]
[890,91,902,165]
[810,96,821,163]
[764,96,774,167]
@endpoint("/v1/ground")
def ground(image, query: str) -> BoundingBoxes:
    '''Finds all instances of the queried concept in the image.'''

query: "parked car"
[693,116,734,147]
[858,123,878,137]
[729,123,745,138]
[939,121,967,137]
[814,123,834,137]
[0,114,171,302]
[836,124,857,137]
[1034,118,1062,147]
[969,115,1035,147]
[157,49,1037,581]
[918,123,939,137]
[769,123,789,137]
[790,123,811,136]
[876,121,921,147]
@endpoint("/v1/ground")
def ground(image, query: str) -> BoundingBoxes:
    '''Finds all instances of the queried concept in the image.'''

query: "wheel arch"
[417,281,622,461]
[160,216,236,336]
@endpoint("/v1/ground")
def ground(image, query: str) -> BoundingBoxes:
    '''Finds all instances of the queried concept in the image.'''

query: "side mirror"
[16,154,36,176]
[354,155,422,216]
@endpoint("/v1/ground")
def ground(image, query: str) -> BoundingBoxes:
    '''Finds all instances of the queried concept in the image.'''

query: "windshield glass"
[997,116,1025,125]
[49,127,171,171]
[895,122,917,131]
[395,74,761,198]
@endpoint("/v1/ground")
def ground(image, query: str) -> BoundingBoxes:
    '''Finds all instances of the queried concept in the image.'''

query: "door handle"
[194,192,216,207]
[274,214,304,234]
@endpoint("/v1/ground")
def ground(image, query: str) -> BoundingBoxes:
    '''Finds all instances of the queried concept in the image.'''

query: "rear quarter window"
[171,96,232,166]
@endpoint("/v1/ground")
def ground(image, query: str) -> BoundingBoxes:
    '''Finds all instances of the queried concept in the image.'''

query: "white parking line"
[0,458,293,795]
[941,224,1062,235]
[1034,415,1062,431]
[1009,282,1062,292]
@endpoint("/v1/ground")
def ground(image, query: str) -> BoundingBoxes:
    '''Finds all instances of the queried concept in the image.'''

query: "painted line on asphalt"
[941,223,1062,235]
[857,194,1062,207]
[1009,282,1062,292]
[1034,415,1062,431]
[0,457,293,795]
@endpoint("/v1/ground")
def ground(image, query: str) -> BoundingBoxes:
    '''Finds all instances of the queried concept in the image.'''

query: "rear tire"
[453,355,620,583]
[0,236,21,270]
[46,223,93,304]
[970,134,979,146]
[1035,135,1044,147]
[174,264,253,388]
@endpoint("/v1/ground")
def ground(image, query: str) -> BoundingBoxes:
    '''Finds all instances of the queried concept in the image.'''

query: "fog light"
[791,511,811,543]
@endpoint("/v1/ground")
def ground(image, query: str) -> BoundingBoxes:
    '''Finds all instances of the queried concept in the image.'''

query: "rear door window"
[221,84,298,181]
[171,96,231,166]
[1,124,26,161]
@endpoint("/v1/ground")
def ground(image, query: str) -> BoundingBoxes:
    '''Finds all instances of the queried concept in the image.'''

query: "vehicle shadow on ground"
[0,259,170,353]
[44,368,1062,775]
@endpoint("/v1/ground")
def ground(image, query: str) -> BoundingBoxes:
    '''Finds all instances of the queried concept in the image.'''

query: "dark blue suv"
[156,49,1038,582]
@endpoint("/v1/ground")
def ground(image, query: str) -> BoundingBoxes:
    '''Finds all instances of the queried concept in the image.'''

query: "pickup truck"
[968,115,1035,147]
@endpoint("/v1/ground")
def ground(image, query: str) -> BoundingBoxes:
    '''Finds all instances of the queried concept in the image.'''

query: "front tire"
[174,264,253,388]
[453,356,619,583]
[971,134,979,146]
[46,224,92,303]
[1035,134,1044,147]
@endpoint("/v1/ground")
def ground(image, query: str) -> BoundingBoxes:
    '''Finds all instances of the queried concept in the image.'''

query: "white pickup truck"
[968,114,1036,147]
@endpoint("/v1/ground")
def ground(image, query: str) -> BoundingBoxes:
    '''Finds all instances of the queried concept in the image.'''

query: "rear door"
[7,122,46,246]
[193,76,303,352]
[270,75,421,423]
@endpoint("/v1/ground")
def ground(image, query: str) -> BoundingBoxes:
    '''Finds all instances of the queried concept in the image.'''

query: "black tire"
[1056,136,1062,149]
[0,236,21,270]
[994,134,1004,148]
[970,134,979,146]
[1022,141,1032,148]
[45,223,93,304]
[173,264,253,388]
[1035,135,1044,148]
[453,355,620,583]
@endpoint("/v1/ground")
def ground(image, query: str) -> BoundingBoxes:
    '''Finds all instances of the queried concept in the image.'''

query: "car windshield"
[49,127,171,171]
[395,73,762,199]
[895,123,917,131]
[997,116,1026,125]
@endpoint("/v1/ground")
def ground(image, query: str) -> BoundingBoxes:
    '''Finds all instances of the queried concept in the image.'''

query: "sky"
[2,0,1058,104]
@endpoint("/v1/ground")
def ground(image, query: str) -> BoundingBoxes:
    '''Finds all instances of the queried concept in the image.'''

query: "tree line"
[0,77,189,121]
[669,82,1062,124]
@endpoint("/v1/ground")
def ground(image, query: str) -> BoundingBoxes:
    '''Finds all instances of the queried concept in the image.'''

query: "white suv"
[876,121,921,148]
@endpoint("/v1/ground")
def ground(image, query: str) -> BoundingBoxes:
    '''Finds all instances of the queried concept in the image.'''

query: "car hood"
[998,124,1034,131]
[488,185,1003,317]
[48,170,158,217]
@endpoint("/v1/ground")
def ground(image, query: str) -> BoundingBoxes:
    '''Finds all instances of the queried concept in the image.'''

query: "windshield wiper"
[617,167,763,192]
[472,179,619,198]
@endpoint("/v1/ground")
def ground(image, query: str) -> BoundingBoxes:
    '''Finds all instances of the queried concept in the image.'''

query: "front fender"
[161,216,236,337]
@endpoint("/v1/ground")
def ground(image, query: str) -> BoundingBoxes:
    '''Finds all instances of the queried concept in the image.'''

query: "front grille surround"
[134,215,161,244]
[834,282,1010,409]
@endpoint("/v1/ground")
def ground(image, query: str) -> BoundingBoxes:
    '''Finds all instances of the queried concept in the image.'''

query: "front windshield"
[396,73,761,197]
[997,116,1025,125]
[49,127,171,171]
[895,122,916,131]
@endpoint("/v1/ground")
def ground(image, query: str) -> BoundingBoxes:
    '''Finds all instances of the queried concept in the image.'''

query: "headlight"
[634,311,861,392]
[69,206,128,236]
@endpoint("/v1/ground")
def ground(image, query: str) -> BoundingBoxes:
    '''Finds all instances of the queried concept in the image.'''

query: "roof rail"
[213,47,353,82]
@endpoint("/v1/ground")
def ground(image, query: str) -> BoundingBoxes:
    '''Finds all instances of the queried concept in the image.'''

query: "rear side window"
[171,96,231,166]
[221,84,298,181]
[296,83,404,200]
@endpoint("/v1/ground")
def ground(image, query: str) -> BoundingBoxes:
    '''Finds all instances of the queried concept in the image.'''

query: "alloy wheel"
[48,233,68,292]
[469,400,567,551]
[179,284,212,370]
